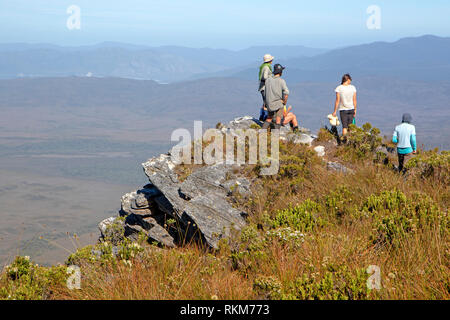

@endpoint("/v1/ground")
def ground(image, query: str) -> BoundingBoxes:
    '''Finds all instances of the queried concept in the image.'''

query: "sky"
[0,0,449,49]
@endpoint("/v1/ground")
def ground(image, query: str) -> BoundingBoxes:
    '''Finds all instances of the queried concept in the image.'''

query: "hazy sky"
[1,0,449,49]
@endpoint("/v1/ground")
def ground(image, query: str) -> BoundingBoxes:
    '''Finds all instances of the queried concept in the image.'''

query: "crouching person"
[281,105,300,133]
[393,113,417,173]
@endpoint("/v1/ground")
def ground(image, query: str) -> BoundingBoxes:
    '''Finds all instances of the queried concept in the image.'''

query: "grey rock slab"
[98,217,120,237]
[285,133,315,146]
[125,222,176,248]
[142,156,247,249]
[327,161,354,174]
[120,185,161,217]
[225,116,259,130]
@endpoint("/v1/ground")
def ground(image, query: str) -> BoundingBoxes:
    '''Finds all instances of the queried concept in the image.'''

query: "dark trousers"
[398,153,412,172]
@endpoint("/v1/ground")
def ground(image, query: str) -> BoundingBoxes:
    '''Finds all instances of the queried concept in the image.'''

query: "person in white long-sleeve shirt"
[392,113,417,172]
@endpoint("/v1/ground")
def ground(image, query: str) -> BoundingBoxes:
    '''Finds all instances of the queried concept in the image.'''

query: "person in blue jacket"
[392,113,417,172]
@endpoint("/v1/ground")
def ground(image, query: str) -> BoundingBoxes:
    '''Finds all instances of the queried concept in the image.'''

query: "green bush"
[253,276,282,299]
[254,263,370,300]
[272,200,326,232]
[101,216,126,245]
[365,190,448,247]
[265,227,305,247]
[364,189,408,214]
[316,127,335,143]
[406,150,450,184]
[66,237,146,268]
[0,256,67,300]
[340,123,382,160]
[287,264,369,300]
[325,185,359,220]
[230,225,268,274]
[278,144,319,181]
[66,245,96,266]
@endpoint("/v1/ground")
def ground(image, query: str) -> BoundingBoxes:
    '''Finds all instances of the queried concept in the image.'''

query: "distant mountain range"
[196,35,450,83]
[1,35,448,83]
[0,42,326,83]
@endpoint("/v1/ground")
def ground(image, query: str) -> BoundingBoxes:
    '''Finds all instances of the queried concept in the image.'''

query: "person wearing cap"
[392,113,417,173]
[258,54,274,121]
[261,64,289,130]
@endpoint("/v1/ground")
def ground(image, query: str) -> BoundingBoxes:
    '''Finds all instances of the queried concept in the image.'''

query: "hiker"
[392,113,417,173]
[332,74,357,137]
[261,64,289,130]
[281,105,299,132]
[258,54,274,121]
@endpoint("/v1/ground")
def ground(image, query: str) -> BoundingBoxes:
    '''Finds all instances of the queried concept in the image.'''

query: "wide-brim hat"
[263,54,274,63]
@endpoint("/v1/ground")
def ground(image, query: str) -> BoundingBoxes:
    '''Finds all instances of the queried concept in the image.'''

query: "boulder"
[223,116,261,131]
[327,161,354,174]
[98,216,125,244]
[284,133,315,146]
[125,222,176,248]
[98,217,119,237]
[120,185,161,217]
[143,156,248,249]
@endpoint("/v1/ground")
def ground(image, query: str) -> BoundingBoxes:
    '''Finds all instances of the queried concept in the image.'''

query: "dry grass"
[2,129,449,300]
[51,245,254,300]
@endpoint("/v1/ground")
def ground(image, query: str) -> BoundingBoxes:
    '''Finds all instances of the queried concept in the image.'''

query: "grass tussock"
[1,122,448,300]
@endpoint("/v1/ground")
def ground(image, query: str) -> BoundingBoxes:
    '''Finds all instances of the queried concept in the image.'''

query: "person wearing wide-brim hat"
[258,54,274,121]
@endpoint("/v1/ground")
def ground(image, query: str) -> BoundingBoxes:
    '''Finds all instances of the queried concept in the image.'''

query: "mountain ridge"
[196,35,450,82]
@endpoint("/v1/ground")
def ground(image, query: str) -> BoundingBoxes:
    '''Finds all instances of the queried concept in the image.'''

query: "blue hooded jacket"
[392,113,417,154]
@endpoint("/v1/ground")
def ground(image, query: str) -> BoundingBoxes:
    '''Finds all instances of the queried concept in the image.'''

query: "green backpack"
[259,63,273,81]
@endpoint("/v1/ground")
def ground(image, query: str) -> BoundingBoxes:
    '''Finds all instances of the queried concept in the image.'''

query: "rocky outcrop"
[142,156,248,249]
[99,116,317,249]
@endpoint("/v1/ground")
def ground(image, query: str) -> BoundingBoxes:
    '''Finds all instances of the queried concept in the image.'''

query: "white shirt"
[335,84,357,111]
[393,123,416,149]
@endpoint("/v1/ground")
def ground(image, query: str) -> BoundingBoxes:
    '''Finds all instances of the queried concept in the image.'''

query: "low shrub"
[316,127,335,143]
[339,123,382,160]
[325,185,359,220]
[101,216,126,245]
[271,200,326,232]
[406,150,450,184]
[254,263,370,300]
[287,264,370,300]
[0,256,67,300]
[366,190,448,247]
